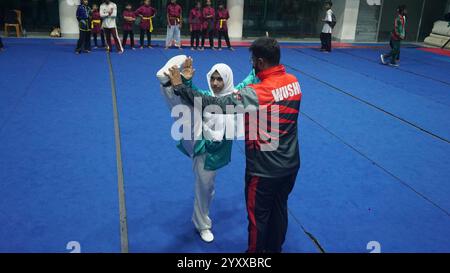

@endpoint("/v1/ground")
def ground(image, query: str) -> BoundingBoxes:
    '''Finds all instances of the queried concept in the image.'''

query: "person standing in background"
[91,4,105,49]
[381,5,407,67]
[75,0,92,54]
[122,3,136,50]
[100,0,124,53]
[215,2,233,51]
[189,1,203,50]
[201,0,215,50]
[320,1,333,53]
[135,0,157,49]
[166,0,183,49]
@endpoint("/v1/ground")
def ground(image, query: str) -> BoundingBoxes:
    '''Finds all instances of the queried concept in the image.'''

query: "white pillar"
[59,0,80,37]
[332,0,360,41]
[227,0,244,40]
[341,0,360,40]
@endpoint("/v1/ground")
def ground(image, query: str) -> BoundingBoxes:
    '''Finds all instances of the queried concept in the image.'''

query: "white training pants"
[192,153,216,231]
[166,25,181,47]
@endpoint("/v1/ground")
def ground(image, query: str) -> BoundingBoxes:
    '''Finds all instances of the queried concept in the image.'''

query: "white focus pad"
[156,55,187,85]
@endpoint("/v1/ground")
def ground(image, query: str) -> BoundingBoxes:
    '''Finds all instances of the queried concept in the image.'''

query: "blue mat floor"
[0,38,449,252]
[0,40,120,252]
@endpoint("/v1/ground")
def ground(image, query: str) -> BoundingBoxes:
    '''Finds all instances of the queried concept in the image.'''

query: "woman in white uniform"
[157,56,258,242]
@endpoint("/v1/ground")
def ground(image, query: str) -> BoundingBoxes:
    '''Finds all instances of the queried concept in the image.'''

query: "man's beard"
[253,65,260,75]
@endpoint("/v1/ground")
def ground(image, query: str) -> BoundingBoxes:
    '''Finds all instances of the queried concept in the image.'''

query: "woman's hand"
[164,66,183,86]
[181,57,195,81]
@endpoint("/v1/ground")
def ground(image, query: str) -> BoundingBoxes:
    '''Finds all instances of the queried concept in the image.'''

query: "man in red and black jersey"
[166,37,302,253]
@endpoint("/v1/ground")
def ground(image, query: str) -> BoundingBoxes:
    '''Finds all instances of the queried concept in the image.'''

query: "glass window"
[1,0,59,32]
[0,0,227,35]
[243,0,324,39]
[378,0,420,41]
[116,0,225,35]
[378,0,448,42]
[417,0,448,41]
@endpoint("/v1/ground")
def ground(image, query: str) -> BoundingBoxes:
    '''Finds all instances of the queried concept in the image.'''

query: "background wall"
[1,0,449,41]
[355,0,381,41]
[0,0,60,33]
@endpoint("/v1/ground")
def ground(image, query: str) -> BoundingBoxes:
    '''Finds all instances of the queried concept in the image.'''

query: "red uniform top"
[122,10,136,31]
[391,13,406,41]
[91,10,102,34]
[216,8,229,31]
[202,6,215,31]
[167,3,182,26]
[189,7,203,31]
[135,5,157,30]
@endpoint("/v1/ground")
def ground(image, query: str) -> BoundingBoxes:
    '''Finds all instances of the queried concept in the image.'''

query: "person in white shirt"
[320,1,334,53]
[100,0,123,53]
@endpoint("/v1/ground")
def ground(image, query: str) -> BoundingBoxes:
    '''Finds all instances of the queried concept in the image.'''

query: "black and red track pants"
[245,171,298,253]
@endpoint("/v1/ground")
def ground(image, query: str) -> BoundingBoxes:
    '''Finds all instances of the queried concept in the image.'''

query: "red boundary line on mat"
[417,47,450,57]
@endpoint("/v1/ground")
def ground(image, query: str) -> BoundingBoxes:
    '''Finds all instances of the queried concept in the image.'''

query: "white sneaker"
[156,55,187,85]
[380,54,387,65]
[199,229,214,243]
